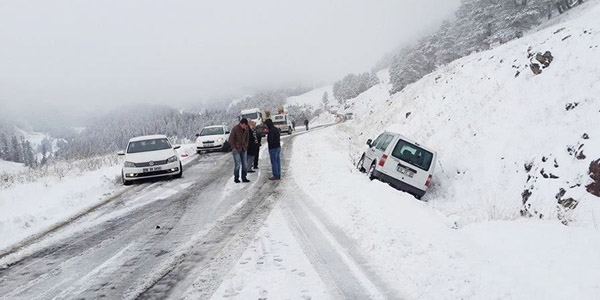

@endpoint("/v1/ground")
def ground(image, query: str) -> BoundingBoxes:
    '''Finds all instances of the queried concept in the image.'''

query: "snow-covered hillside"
[331,1,600,228]
[286,85,333,108]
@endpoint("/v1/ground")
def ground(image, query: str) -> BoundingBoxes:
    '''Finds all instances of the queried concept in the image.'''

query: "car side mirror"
[173,145,181,150]
[366,139,372,147]
[117,151,125,156]
[226,131,230,134]
[195,133,200,137]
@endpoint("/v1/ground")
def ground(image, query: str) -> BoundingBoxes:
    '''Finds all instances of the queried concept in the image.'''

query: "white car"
[195,125,231,153]
[357,131,437,199]
[118,135,182,185]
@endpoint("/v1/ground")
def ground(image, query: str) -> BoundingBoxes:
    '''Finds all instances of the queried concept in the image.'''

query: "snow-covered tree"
[333,72,379,102]
[21,138,36,167]
[322,91,329,109]
[0,133,9,161]
[10,135,23,163]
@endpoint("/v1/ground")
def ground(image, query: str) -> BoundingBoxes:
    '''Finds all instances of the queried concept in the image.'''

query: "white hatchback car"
[195,125,231,153]
[118,135,182,185]
[357,131,437,199]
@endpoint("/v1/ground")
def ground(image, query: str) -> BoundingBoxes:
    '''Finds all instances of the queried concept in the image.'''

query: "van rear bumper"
[376,170,426,199]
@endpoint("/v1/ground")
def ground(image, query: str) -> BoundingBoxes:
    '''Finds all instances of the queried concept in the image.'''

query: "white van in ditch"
[357,131,437,199]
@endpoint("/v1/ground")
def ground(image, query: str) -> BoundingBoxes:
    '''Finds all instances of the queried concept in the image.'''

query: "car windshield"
[200,127,224,136]
[241,113,259,120]
[127,138,172,154]
[391,140,433,171]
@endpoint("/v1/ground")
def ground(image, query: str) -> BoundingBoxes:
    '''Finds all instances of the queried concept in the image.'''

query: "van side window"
[377,134,393,151]
[371,134,384,148]
[391,139,434,171]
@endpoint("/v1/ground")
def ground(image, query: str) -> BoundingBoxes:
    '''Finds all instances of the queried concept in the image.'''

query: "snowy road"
[0,126,397,299]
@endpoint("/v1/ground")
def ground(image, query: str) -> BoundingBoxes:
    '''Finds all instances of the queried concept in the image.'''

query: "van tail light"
[378,154,388,167]
[425,174,433,187]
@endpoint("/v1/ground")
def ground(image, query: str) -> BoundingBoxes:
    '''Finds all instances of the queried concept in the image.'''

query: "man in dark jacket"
[228,118,250,183]
[246,120,260,173]
[253,128,262,169]
[264,118,281,180]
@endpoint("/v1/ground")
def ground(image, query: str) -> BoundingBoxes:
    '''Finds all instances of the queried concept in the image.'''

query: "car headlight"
[124,161,136,167]
[217,137,224,143]
[167,155,178,163]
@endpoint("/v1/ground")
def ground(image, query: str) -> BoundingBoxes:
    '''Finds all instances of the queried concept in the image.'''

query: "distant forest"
[0,86,318,166]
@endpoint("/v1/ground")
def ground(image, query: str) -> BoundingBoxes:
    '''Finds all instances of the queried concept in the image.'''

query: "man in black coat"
[247,121,260,173]
[264,118,281,180]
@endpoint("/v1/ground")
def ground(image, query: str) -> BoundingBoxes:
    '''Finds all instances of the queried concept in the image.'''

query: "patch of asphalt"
[133,158,283,299]
[0,155,202,261]
[0,154,208,261]
[0,148,281,299]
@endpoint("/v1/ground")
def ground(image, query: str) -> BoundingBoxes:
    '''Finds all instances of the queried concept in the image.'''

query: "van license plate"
[396,166,414,178]
[143,166,162,172]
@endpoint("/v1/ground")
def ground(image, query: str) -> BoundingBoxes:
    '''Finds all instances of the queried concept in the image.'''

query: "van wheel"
[356,153,366,173]
[367,162,377,180]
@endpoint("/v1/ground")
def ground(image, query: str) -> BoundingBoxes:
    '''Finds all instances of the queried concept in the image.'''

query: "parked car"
[357,131,437,199]
[118,135,183,185]
[195,125,231,153]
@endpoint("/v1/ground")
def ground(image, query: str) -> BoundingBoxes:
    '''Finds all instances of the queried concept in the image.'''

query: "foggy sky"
[0,0,459,113]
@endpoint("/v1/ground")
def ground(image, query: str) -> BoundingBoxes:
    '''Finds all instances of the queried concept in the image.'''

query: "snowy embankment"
[284,125,600,299]
[0,144,197,253]
[345,1,600,228]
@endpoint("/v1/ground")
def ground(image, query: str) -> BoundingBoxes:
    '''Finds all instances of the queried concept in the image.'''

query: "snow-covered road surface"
[0,125,391,299]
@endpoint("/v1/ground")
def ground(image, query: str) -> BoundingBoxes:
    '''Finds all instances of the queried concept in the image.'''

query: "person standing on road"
[247,120,259,173]
[304,119,309,131]
[228,118,250,183]
[264,119,281,180]
[253,123,262,169]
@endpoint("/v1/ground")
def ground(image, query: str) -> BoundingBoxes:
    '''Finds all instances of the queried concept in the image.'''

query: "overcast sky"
[0,0,459,114]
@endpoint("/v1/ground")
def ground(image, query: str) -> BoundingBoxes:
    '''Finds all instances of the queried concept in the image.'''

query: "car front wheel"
[174,162,183,179]
[221,142,231,152]
[122,171,132,186]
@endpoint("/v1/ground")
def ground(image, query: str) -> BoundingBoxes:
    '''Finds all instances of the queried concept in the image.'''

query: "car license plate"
[396,165,414,178]
[143,166,162,172]
[204,143,214,147]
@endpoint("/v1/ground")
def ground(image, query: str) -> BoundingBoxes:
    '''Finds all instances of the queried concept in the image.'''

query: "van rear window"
[391,140,433,171]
